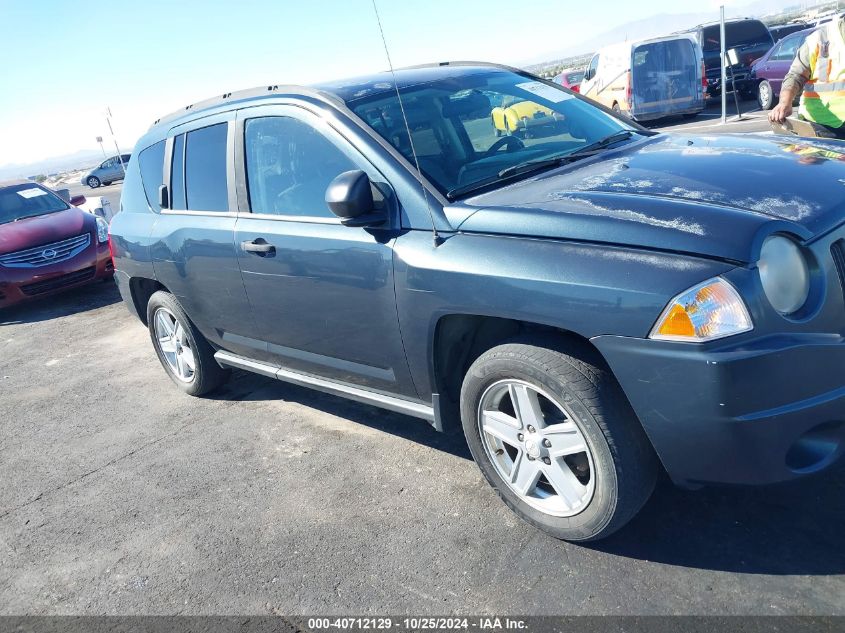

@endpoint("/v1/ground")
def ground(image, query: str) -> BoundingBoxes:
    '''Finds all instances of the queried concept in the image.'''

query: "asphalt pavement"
[1,267,843,615]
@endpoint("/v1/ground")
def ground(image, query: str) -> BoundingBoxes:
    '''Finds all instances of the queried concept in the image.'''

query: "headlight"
[96,217,109,244]
[758,235,810,315]
[650,278,753,342]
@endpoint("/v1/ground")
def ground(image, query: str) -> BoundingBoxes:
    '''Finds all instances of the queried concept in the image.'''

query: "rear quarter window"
[138,140,166,211]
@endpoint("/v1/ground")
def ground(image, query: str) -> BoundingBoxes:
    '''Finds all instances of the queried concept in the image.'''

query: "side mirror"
[325,170,385,227]
[158,184,170,210]
[70,194,86,207]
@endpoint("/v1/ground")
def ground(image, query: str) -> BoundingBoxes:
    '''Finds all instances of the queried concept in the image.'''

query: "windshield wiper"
[496,130,635,180]
[446,130,636,200]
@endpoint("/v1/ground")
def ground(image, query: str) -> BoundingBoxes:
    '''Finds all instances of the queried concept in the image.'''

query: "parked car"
[0,181,113,308]
[491,96,565,136]
[580,35,705,121]
[554,68,585,93]
[751,27,816,110]
[111,62,845,541]
[682,18,774,98]
[769,22,809,42]
[82,153,131,188]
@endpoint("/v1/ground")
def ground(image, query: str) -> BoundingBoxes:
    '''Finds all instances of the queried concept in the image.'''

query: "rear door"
[765,34,804,93]
[631,38,701,118]
[232,104,417,397]
[148,111,259,358]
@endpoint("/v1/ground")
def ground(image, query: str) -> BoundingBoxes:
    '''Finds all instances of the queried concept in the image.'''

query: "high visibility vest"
[800,20,845,128]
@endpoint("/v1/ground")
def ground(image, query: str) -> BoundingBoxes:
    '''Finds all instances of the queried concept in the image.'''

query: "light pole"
[104,107,126,175]
[721,5,727,125]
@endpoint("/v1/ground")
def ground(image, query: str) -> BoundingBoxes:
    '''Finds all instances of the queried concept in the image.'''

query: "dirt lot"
[1,278,844,615]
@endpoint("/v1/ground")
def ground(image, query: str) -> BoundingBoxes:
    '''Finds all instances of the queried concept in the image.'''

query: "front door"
[232,105,417,397]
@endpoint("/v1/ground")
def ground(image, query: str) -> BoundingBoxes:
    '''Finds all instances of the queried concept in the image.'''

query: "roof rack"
[149,84,343,130]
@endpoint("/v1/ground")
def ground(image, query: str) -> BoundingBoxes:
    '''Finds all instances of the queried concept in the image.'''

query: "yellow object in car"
[491,99,561,134]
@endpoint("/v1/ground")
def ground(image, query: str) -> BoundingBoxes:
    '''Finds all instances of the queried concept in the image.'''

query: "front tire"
[146,291,229,396]
[460,338,657,541]
[757,80,774,110]
[87,176,100,188]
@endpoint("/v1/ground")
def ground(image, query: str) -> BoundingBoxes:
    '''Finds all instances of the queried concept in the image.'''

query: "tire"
[682,112,699,120]
[146,290,229,396]
[460,337,658,542]
[87,176,100,188]
[757,80,774,110]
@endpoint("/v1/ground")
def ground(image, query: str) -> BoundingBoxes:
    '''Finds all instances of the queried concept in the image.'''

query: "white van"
[580,35,706,121]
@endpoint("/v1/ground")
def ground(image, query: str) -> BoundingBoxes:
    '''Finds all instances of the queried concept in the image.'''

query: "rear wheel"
[146,291,229,396]
[87,176,100,188]
[757,80,774,110]
[460,337,658,541]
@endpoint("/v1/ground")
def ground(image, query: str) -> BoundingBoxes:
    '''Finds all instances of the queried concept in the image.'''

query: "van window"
[185,123,229,212]
[587,55,599,79]
[138,140,165,211]
[170,134,186,210]
[244,116,357,218]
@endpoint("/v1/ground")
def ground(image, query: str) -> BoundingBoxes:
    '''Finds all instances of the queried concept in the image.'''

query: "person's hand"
[769,102,793,123]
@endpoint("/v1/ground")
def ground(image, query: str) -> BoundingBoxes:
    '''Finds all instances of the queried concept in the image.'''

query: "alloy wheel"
[477,379,595,517]
[153,307,196,382]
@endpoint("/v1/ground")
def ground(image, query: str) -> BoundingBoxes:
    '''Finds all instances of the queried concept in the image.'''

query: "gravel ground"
[0,282,843,616]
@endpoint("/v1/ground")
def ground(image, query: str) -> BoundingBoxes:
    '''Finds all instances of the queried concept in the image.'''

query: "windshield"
[0,183,69,224]
[566,71,585,85]
[349,69,635,197]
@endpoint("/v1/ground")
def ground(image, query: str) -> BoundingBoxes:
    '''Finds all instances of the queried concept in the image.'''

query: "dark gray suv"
[109,62,845,541]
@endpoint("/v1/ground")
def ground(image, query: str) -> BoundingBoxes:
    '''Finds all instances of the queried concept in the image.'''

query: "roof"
[146,62,515,133]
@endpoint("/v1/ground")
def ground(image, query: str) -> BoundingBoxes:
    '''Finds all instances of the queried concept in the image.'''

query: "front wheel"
[757,80,774,110]
[87,176,100,188]
[146,290,229,396]
[460,338,658,541]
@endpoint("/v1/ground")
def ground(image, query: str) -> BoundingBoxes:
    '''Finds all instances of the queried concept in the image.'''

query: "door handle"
[241,239,275,255]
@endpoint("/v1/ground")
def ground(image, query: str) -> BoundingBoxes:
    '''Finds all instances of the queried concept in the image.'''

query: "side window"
[170,134,186,210]
[185,123,229,211]
[101,159,113,169]
[138,140,166,211]
[774,37,800,61]
[768,41,784,60]
[244,116,357,218]
[587,54,600,80]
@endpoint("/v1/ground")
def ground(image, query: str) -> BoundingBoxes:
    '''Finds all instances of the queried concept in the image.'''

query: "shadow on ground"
[0,281,121,326]
[211,367,845,576]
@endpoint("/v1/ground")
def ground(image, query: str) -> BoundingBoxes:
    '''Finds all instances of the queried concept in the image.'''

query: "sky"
[0,0,748,168]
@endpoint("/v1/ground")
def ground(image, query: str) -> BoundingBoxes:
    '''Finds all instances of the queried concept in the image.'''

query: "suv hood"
[0,207,94,256]
[456,134,845,263]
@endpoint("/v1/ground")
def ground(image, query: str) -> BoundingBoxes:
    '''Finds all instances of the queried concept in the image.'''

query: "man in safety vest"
[770,17,845,139]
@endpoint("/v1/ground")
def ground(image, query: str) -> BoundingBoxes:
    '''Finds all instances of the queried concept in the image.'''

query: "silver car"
[82,154,131,188]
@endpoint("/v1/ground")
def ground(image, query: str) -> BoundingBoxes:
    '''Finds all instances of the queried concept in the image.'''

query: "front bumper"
[593,333,845,487]
[0,239,113,309]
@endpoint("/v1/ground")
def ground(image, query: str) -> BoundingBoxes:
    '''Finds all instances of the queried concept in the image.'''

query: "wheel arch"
[128,277,169,326]
[430,313,611,432]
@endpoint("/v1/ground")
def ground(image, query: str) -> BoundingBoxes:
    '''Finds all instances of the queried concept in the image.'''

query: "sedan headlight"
[650,278,753,342]
[758,235,810,315]
[96,217,109,243]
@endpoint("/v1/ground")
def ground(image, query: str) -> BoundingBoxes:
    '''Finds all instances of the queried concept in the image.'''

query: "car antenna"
[371,0,443,247]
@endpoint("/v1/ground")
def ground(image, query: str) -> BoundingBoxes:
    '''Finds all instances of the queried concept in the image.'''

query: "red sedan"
[554,68,585,93]
[0,181,113,309]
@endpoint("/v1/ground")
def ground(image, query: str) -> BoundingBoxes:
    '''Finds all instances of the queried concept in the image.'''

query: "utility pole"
[720,5,727,125]
[104,107,126,175]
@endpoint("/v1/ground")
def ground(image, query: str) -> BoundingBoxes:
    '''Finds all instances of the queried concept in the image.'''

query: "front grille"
[0,233,91,268]
[20,266,96,296]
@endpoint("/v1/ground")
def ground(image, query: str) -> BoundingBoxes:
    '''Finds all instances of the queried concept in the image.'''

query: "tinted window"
[185,123,229,211]
[170,134,186,210]
[0,184,68,225]
[244,116,357,217]
[566,71,585,85]
[138,140,166,211]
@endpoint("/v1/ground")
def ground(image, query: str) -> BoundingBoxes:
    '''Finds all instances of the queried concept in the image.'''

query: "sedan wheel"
[478,379,595,517]
[87,176,100,188]
[153,307,196,383]
[758,80,774,110]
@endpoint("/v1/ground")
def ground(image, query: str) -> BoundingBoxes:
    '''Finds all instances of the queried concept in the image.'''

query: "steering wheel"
[485,135,524,157]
